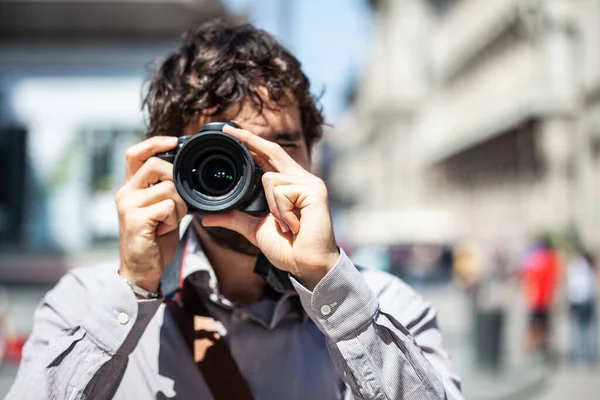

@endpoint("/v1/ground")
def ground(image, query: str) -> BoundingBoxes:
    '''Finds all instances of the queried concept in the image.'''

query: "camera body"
[156,121,267,214]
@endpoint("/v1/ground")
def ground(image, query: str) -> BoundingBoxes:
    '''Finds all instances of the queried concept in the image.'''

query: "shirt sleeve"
[291,250,463,400]
[6,270,162,400]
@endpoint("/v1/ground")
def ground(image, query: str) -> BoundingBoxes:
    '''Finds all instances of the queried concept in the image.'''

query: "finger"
[128,156,174,190]
[272,185,301,235]
[222,124,305,175]
[201,210,261,246]
[140,199,179,236]
[249,150,276,174]
[261,172,294,233]
[130,181,188,221]
[126,136,179,180]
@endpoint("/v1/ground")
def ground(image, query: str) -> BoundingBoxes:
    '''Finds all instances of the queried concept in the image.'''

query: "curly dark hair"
[143,19,324,151]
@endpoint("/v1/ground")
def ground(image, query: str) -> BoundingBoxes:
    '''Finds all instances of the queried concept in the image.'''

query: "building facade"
[332,0,600,252]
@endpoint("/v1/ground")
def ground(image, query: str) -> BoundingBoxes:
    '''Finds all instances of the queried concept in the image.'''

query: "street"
[534,366,600,400]
[418,284,600,400]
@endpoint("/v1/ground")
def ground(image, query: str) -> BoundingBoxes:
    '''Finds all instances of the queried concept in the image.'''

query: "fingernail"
[165,137,178,144]
[278,221,289,233]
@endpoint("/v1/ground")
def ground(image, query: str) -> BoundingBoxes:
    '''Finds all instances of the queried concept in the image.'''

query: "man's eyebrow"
[272,131,302,142]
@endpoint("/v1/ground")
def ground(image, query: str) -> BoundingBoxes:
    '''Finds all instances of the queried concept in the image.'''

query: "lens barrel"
[170,126,263,213]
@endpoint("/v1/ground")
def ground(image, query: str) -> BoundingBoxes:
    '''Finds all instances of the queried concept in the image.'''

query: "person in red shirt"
[521,236,560,357]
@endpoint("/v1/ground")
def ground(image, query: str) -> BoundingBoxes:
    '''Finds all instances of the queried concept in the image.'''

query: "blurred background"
[1,0,599,398]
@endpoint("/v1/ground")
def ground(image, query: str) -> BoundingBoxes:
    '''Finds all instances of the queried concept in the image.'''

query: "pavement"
[417,284,545,400]
[419,284,600,400]
[533,365,600,400]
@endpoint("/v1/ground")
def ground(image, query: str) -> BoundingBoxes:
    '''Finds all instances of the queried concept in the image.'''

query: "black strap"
[161,226,254,399]
[253,253,296,293]
[159,224,293,400]
[161,224,294,302]
[167,281,255,400]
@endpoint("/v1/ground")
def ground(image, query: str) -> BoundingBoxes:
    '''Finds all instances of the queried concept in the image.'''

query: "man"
[566,247,598,364]
[521,236,559,357]
[8,19,462,399]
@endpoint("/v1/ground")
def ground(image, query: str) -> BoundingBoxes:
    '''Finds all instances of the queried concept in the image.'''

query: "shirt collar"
[179,226,307,328]
[181,227,215,280]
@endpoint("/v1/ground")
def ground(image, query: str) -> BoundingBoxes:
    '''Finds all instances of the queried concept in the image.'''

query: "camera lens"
[197,155,237,196]
[172,128,266,213]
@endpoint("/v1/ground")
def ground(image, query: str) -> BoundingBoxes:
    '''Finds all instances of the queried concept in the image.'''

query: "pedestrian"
[7,19,462,399]
[520,236,559,359]
[566,247,598,364]
[473,246,510,370]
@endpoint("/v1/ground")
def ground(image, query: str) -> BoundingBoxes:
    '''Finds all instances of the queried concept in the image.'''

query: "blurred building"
[332,0,600,252]
[0,1,225,270]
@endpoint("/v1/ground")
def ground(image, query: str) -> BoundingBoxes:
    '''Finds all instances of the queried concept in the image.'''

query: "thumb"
[201,211,261,246]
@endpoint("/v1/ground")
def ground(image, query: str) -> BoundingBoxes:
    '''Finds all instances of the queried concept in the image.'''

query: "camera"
[156,121,267,214]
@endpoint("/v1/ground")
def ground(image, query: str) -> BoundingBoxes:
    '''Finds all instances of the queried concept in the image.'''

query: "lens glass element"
[196,155,237,196]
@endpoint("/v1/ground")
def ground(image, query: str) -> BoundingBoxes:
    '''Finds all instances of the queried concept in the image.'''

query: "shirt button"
[320,305,332,316]
[208,279,217,289]
[117,312,130,325]
[80,393,87,400]
[240,312,250,321]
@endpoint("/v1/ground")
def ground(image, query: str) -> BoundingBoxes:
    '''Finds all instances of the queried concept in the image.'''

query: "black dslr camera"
[156,121,267,214]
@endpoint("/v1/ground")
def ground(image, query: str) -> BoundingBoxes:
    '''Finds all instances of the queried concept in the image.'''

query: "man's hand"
[202,124,340,290]
[114,136,188,293]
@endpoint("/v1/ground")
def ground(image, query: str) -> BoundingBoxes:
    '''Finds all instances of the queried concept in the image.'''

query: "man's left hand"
[201,124,340,290]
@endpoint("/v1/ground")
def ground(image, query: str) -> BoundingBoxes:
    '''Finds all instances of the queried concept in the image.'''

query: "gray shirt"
[7,232,462,400]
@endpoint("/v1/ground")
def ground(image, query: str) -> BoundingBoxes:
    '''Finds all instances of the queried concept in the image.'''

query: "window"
[0,126,27,247]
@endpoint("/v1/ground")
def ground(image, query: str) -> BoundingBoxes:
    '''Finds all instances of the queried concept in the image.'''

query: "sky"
[221,0,373,123]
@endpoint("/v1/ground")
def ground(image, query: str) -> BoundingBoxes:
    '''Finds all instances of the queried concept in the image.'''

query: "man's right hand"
[114,136,188,293]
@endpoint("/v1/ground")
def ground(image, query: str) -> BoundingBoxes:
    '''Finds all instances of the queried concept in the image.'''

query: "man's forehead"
[185,102,302,139]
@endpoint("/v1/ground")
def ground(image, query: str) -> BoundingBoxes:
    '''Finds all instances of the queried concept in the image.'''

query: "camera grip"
[156,151,177,164]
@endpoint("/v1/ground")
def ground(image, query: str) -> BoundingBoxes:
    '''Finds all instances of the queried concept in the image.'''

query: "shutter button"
[320,305,332,316]
[117,312,130,325]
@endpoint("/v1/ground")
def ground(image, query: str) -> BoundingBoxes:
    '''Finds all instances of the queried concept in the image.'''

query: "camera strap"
[167,281,255,400]
[253,253,296,293]
[159,224,294,399]
[162,226,254,399]
[161,225,295,303]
